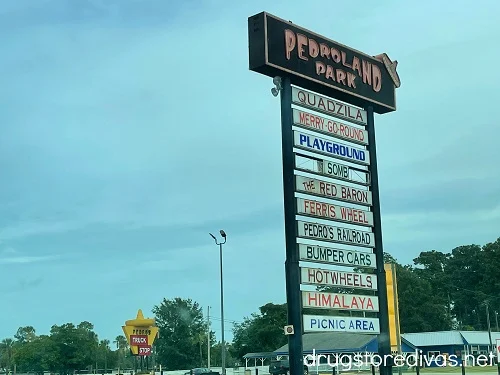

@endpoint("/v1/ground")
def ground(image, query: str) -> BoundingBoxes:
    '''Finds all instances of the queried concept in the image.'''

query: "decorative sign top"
[122,309,158,356]
[248,12,400,114]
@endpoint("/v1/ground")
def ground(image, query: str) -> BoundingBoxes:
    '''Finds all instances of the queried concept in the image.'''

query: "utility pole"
[485,303,494,357]
[207,306,211,369]
[495,311,499,332]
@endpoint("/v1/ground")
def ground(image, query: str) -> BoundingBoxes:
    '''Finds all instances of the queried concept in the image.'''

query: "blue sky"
[1,0,500,344]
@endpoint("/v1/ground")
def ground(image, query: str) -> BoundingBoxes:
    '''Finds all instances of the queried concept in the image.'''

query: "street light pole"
[207,306,211,369]
[209,230,227,375]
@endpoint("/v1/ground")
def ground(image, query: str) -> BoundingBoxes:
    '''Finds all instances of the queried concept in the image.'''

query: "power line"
[210,316,241,324]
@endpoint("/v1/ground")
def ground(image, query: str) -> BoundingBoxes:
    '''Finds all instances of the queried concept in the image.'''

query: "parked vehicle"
[185,368,220,375]
[269,359,309,375]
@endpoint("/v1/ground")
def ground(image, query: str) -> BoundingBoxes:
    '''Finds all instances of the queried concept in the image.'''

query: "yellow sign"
[122,309,158,355]
[385,263,401,353]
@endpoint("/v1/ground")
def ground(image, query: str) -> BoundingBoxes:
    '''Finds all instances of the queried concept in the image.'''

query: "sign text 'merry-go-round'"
[292,108,368,145]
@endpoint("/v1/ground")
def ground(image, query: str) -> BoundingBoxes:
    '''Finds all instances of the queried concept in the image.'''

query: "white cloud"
[0,255,59,265]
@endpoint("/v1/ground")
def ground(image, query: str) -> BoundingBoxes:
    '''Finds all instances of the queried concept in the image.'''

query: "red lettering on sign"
[318,181,338,198]
[341,186,368,204]
[306,269,373,289]
[340,206,369,224]
[303,199,336,219]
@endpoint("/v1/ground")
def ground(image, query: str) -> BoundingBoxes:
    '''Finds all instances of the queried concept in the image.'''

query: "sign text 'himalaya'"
[302,291,379,312]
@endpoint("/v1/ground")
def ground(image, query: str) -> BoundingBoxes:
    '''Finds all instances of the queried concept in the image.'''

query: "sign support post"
[366,106,392,375]
[281,75,304,375]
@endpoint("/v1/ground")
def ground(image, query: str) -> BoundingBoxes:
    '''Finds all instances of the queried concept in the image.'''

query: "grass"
[314,365,499,375]
[419,366,499,373]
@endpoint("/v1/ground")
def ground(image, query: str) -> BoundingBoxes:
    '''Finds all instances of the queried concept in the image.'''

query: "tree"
[445,244,485,329]
[14,326,37,344]
[114,335,129,369]
[211,342,237,367]
[49,322,97,374]
[99,339,111,373]
[13,335,58,374]
[413,251,451,300]
[396,264,451,332]
[153,297,209,370]
[231,303,287,361]
[0,338,15,371]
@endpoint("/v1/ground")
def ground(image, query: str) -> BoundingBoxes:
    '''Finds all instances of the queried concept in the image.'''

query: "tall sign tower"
[248,12,401,375]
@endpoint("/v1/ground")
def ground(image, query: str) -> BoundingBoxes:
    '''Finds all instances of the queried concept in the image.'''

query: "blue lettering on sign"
[298,133,366,163]
[309,317,375,331]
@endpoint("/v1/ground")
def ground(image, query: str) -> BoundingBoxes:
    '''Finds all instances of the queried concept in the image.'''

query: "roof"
[460,331,500,345]
[275,332,378,354]
[243,352,277,359]
[402,331,464,347]
[402,330,500,347]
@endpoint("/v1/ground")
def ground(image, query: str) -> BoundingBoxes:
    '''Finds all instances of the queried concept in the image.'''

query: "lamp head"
[220,230,226,238]
[209,233,216,241]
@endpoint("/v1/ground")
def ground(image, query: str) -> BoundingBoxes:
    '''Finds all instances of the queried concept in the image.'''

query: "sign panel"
[292,89,367,127]
[293,109,369,145]
[295,175,372,206]
[122,309,158,356]
[298,244,375,268]
[386,263,402,353]
[496,338,500,360]
[138,345,152,356]
[295,154,370,186]
[302,291,379,312]
[300,267,377,290]
[297,220,374,248]
[130,335,148,346]
[294,131,370,166]
[303,315,380,333]
[248,12,399,114]
[296,198,374,227]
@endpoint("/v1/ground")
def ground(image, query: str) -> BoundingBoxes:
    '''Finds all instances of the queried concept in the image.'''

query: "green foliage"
[0,322,126,375]
[153,297,210,370]
[231,303,287,361]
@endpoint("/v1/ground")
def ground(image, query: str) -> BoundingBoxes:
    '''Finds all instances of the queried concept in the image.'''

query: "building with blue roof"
[242,330,500,369]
